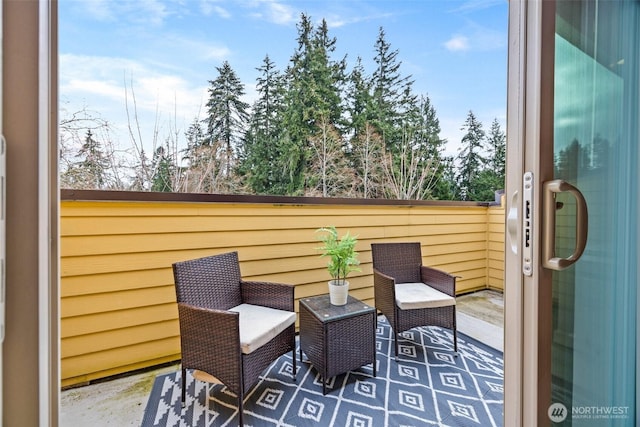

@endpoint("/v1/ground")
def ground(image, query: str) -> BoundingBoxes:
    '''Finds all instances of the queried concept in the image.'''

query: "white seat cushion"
[192,370,222,384]
[395,282,456,310]
[229,303,296,354]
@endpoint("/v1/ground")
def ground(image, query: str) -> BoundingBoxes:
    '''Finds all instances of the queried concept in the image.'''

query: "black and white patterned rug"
[142,316,503,426]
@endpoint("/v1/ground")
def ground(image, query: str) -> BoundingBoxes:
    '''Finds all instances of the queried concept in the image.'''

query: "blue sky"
[59,0,508,158]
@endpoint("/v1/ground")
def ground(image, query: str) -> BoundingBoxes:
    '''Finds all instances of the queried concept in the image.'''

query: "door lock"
[522,172,534,276]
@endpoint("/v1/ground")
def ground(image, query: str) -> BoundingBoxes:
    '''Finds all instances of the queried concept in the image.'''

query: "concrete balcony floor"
[59,289,504,426]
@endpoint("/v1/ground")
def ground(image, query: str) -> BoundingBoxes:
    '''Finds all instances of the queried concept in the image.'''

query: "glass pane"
[551,0,638,425]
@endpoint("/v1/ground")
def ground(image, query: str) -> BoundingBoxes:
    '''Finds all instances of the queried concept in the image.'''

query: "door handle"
[542,180,588,270]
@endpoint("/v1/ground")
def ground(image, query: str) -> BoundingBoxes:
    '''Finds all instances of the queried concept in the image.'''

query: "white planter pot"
[328,280,349,305]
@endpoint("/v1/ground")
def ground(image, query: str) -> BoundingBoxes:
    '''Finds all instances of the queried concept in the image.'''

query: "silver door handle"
[542,180,588,270]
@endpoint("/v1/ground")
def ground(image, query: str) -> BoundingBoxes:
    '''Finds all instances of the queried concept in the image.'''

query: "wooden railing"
[60,190,505,387]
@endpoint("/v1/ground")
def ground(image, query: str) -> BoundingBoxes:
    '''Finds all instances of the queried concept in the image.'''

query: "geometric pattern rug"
[142,316,503,427]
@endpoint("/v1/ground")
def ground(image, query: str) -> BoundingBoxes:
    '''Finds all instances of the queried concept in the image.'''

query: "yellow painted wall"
[487,198,506,291]
[60,198,505,386]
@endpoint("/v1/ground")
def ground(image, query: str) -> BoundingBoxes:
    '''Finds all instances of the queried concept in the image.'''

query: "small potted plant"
[316,226,360,305]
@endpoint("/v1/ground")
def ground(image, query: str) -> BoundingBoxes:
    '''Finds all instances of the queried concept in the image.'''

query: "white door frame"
[504,1,556,425]
[39,0,59,425]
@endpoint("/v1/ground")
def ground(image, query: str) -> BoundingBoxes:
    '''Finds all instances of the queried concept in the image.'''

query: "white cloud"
[264,1,296,25]
[200,0,231,18]
[451,0,505,14]
[246,0,296,25]
[444,23,505,53]
[78,0,171,26]
[212,5,232,19]
[244,1,394,30]
[467,22,506,51]
[60,54,145,100]
[137,0,170,25]
[127,74,206,114]
[59,53,208,153]
[79,0,116,21]
[160,35,231,62]
[64,79,124,103]
[444,35,470,52]
[323,11,395,29]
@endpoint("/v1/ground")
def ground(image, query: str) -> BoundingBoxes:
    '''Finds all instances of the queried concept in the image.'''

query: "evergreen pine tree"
[205,61,250,181]
[281,14,346,195]
[61,130,111,189]
[468,118,507,201]
[439,155,458,200]
[346,57,384,198]
[181,116,223,193]
[487,118,506,179]
[151,144,175,192]
[413,95,451,199]
[241,55,287,194]
[456,110,486,200]
[280,13,317,195]
[310,19,346,128]
[371,26,414,152]
[346,57,375,139]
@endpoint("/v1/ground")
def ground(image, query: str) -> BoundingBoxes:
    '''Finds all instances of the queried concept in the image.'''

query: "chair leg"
[238,393,244,426]
[453,309,459,355]
[453,327,458,354]
[181,367,186,408]
[292,348,297,382]
[394,330,400,361]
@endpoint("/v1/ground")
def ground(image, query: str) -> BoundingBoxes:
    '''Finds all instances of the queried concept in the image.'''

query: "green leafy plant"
[316,226,361,285]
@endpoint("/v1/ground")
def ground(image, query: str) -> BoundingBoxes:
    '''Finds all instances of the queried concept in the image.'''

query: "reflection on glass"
[551,1,638,425]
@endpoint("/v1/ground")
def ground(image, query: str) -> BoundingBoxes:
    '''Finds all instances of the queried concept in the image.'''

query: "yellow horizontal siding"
[62,337,180,381]
[486,203,505,291]
[62,269,171,297]
[62,303,177,338]
[61,355,180,389]
[62,319,179,358]
[60,198,506,385]
[62,286,176,318]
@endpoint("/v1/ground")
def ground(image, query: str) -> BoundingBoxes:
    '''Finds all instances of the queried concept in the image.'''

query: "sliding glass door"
[505,1,638,425]
[550,2,638,424]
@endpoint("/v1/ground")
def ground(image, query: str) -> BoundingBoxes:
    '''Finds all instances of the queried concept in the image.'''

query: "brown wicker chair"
[371,242,458,359]
[172,251,297,426]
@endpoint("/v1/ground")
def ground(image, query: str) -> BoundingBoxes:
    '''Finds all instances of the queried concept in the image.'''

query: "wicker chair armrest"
[373,268,397,317]
[177,303,242,392]
[420,266,457,297]
[241,280,295,312]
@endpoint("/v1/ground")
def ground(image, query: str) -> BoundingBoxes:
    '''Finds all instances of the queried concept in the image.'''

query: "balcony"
[59,190,505,424]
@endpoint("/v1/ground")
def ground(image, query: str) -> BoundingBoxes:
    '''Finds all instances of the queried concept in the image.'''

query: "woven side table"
[299,294,377,395]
